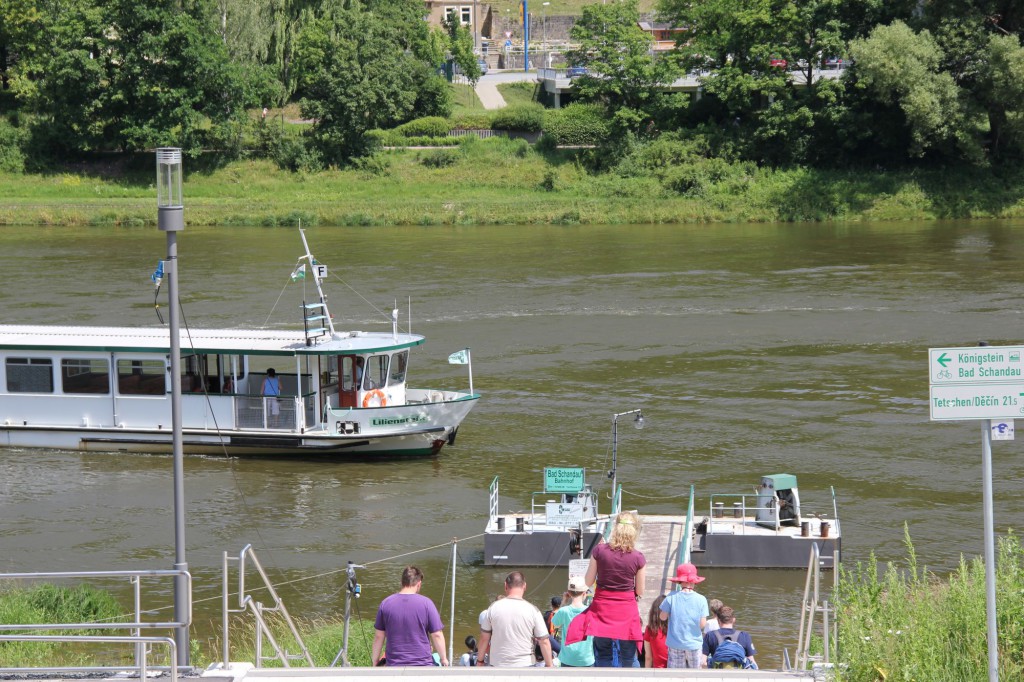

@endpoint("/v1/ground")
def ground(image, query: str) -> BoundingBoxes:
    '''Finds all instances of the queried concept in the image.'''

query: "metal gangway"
[0,568,191,682]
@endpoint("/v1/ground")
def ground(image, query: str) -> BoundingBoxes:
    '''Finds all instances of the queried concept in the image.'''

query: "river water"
[2,221,1024,668]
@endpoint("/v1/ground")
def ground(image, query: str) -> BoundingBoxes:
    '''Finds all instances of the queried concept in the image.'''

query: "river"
[2,221,1023,669]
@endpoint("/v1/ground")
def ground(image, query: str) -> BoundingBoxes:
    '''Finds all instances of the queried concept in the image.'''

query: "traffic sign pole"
[981,419,998,682]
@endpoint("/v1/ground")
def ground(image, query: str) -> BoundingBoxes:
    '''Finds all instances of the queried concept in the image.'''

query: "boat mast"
[299,228,337,337]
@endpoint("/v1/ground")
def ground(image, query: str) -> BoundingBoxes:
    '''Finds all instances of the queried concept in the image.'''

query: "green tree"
[20,0,253,155]
[849,21,977,160]
[445,16,481,83]
[295,0,452,165]
[566,0,678,127]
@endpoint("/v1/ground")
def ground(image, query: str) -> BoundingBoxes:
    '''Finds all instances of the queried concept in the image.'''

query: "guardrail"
[221,544,313,670]
[0,569,191,681]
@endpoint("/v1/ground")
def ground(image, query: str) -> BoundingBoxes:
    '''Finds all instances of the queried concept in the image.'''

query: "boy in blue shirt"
[659,563,709,668]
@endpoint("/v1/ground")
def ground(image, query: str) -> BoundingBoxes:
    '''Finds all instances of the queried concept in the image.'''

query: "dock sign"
[544,467,585,493]
[930,346,1024,420]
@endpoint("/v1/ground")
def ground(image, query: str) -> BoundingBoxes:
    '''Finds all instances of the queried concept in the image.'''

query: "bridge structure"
[536,66,847,108]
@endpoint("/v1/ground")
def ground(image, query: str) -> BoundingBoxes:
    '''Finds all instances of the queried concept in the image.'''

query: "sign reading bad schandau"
[544,467,585,493]
[930,346,1024,420]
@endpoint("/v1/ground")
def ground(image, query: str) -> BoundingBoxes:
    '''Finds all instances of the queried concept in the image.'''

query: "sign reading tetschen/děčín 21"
[930,346,1024,420]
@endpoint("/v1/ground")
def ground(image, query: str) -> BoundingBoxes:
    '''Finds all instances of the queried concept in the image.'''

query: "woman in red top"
[643,594,668,668]
[566,511,647,667]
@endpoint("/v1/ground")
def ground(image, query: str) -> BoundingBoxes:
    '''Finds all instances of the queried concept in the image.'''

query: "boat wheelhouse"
[0,236,478,457]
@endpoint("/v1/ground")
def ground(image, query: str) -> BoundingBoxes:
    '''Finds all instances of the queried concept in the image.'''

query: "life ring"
[362,389,387,408]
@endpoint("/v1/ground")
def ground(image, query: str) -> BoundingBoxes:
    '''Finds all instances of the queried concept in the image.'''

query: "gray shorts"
[667,647,701,668]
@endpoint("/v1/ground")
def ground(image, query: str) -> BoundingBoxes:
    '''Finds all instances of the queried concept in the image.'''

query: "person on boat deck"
[222,376,234,393]
[778,489,797,523]
[565,511,646,667]
[372,565,449,667]
[355,357,366,388]
[262,368,281,424]
[659,562,709,669]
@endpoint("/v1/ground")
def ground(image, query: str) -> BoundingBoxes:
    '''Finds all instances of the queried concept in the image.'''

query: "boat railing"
[529,489,600,530]
[489,476,500,527]
[0,568,190,681]
[677,484,695,568]
[220,544,313,670]
[707,493,779,533]
[234,394,299,431]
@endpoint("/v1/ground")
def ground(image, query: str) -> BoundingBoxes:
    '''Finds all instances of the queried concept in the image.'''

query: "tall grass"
[5,142,1024,226]
[837,527,1024,681]
[214,616,378,668]
[0,583,126,668]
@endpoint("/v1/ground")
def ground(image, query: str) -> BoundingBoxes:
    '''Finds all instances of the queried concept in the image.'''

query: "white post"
[981,419,998,682]
[449,539,457,665]
[467,349,474,396]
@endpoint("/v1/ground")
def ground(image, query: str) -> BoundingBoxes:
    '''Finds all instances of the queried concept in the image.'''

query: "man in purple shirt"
[372,566,449,666]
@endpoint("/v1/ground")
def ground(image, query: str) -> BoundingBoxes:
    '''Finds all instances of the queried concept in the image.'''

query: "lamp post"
[608,409,644,513]
[157,148,189,668]
[542,2,550,67]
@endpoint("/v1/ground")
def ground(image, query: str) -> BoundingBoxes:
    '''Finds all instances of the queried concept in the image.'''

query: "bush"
[395,116,452,138]
[0,118,28,173]
[450,112,494,130]
[420,148,460,167]
[491,103,546,132]
[542,103,610,146]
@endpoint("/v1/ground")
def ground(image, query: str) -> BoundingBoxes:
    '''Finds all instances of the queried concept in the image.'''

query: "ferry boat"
[0,233,479,457]
[484,470,840,569]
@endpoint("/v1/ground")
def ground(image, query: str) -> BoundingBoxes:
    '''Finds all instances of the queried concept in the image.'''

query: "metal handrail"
[0,635,177,682]
[794,543,836,670]
[221,544,314,670]
[0,569,190,680]
[679,484,695,566]
[489,476,500,524]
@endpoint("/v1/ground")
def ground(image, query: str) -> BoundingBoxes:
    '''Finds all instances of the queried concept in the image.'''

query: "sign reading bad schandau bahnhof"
[930,346,1024,420]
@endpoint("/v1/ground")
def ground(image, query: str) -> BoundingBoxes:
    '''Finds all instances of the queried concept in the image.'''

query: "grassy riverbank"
[3,140,1024,227]
[837,530,1024,680]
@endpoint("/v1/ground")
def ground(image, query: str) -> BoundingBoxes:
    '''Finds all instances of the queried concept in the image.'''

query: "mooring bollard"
[713,502,724,518]
[820,521,830,538]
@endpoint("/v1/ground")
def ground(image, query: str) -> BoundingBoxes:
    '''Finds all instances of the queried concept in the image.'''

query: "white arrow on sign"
[930,346,1024,385]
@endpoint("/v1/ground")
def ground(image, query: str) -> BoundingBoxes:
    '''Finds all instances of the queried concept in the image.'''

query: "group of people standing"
[370,511,757,670]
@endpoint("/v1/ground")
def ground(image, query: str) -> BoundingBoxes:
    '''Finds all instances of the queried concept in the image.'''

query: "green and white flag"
[448,349,469,365]
[290,264,306,281]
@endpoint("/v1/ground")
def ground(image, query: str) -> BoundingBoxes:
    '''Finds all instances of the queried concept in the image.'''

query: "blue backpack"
[709,631,750,669]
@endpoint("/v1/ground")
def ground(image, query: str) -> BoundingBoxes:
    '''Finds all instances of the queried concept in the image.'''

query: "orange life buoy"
[362,389,387,408]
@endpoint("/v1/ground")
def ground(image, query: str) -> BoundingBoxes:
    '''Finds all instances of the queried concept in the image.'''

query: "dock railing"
[0,569,190,682]
[489,476,500,528]
[678,484,695,566]
[707,493,777,531]
[221,544,314,670]
[793,542,839,670]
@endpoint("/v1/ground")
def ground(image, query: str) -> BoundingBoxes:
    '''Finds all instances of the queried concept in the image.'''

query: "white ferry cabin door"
[336,355,360,408]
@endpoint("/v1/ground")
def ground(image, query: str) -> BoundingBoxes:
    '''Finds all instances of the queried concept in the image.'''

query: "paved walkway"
[203,664,816,681]
[474,80,507,109]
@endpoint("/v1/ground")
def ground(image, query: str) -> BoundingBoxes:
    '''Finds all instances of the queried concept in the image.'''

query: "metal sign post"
[929,344,1015,682]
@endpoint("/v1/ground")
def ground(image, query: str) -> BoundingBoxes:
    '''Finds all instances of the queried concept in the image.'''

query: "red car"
[770,58,787,68]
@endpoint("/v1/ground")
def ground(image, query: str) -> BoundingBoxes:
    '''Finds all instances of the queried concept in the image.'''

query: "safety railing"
[221,544,313,670]
[707,493,778,532]
[793,542,839,670]
[234,394,299,430]
[0,569,191,682]
[489,476,500,526]
[678,484,695,566]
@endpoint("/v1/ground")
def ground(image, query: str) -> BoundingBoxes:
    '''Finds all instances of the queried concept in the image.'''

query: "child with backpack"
[701,605,757,669]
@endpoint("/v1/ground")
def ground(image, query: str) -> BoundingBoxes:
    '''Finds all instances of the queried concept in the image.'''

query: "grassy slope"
[3,141,1024,227]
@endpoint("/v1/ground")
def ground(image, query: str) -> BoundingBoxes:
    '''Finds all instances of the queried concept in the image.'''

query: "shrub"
[420,148,460,167]
[0,118,28,173]
[491,103,546,132]
[542,103,610,146]
[395,116,452,138]
[450,112,494,130]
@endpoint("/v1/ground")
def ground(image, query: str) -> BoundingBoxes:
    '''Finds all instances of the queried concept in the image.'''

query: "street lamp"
[542,2,550,67]
[156,148,189,669]
[608,409,644,513]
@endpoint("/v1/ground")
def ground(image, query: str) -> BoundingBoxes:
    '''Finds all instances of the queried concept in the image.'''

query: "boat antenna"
[299,228,336,337]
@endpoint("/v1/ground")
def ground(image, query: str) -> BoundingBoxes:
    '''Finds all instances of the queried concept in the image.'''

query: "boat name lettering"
[371,415,428,426]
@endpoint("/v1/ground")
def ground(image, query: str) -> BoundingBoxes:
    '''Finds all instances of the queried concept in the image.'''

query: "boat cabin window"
[389,351,408,385]
[364,354,389,390]
[61,358,110,394]
[5,357,54,393]
[117,359,166,395]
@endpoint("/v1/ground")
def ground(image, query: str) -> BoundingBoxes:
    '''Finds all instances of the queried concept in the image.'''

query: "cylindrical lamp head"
[156,148,184,232]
